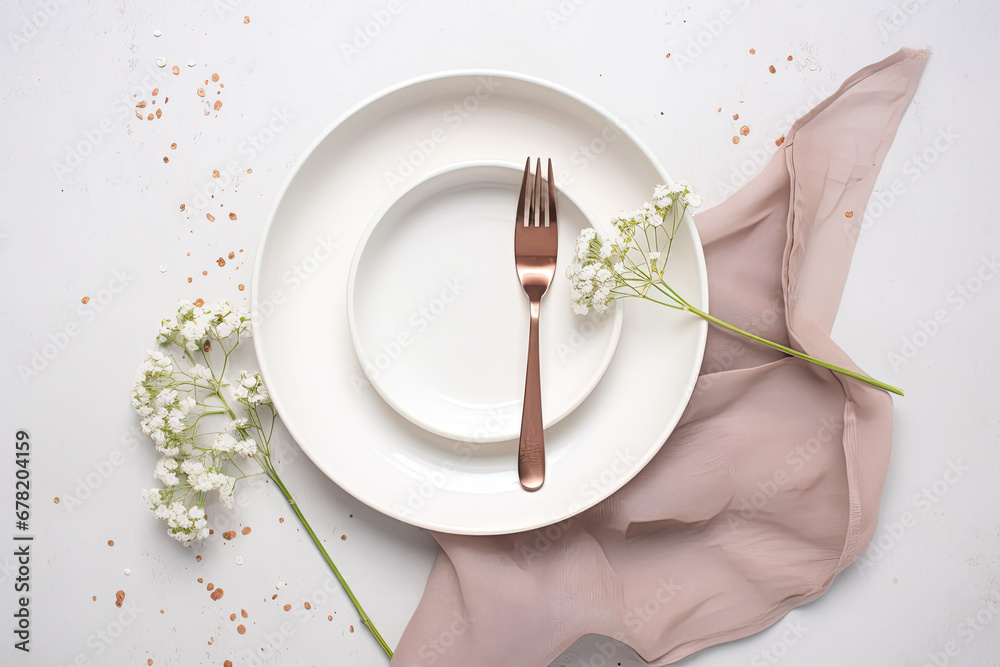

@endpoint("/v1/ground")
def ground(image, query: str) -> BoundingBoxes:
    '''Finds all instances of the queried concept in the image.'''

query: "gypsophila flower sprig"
[132,300,393,659]
[567,183,904,396]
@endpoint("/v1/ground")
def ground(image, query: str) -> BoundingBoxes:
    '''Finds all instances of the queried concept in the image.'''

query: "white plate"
[347,160,624,443]
[252,71,708,535]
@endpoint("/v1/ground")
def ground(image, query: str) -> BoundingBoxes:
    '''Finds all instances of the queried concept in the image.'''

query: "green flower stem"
[683,304,905,397]
[265,466,394,660]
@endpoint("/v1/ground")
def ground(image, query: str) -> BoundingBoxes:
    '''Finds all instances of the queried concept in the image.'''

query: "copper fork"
[514,157,558,491]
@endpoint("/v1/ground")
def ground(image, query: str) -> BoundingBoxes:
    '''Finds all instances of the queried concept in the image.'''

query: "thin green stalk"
[683,303,904,396]
[265,465,394,659]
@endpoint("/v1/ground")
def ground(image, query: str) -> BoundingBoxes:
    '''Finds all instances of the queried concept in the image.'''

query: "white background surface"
[0,1,997,666]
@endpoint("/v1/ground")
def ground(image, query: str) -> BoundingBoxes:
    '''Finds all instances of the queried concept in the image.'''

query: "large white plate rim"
[251,69,708,535]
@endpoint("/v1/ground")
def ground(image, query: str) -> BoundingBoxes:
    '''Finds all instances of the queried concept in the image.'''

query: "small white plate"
[347,161,624,443]
[252,71,708,535]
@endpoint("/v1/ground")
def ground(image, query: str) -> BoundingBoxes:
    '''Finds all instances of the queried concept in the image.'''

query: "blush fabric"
[390,48,929,667]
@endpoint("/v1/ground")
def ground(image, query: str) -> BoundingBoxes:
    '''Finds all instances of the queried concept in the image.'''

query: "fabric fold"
[391,48,928,667]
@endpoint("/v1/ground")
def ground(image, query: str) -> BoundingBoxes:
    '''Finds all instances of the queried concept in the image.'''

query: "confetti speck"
[237,624,245,635]
[740,125,750,136]
[769,65,776,74]
[172,65,179,75]
[54,497,59,504]
[749,48,756,55]
[115,590,125,607]
[244,16,250,24]
[241,527,251,535]
[845,211,854,218]
[235,556,244,566]
[156,57,166,68]
[82,296,90,304]
[108,540,114,547]
[153,29,162,37]
[732,136,740,145]
[775,136,785,147]
[188,59,196,67]
[206,213,215,222]
[124,569,131,576]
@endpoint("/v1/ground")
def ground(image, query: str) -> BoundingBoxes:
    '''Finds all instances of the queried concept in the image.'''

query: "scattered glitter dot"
[156,57,166,68]
[108,540,114,546]
[214,101,223,111]
[749,48,756,54]
[163,157,169,163]
[304,602,312,610]
[787,55,793,61]
[340,535,346,541]
[53,497,60,504]
[124,569,131,576]
[732,136,740,144]
[206,213,215,222]
[153,29,162,37]
[171,143,177,149]
[172,65,179,75]
[82,296,90,304]
[237,625,245,635]
[212,169,220,177]
[769,65,776,73]
[188,59,196,67]
[283,604,291,611]
[212,73,219,82]
[732,113,739,120]
[244,15,250,23]
[242,527,251,535]
[238,284,245,291]
[230,613,236,621]
[235,556,244,566]
[740,125,750,136]
[845,211,854,218]
[180,204,186,211]
[198,88,206,97]
[775,136,785,147]
[276,581,286,590]
[241,609,248,619]
[194,298,204,307]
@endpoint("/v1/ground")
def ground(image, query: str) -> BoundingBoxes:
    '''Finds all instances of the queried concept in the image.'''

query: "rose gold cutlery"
[514,158,558,491]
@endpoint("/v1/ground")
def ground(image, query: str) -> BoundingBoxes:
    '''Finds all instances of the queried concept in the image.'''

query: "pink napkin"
[391,48,929,667]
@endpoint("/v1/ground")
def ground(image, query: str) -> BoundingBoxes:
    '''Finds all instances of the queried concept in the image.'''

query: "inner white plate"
[347,161,623,443]
[252,71,708,535]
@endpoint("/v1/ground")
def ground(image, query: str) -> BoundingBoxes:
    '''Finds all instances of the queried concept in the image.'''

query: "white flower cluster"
[156,300,249,352]
[566,181,703,315]
[231,371,270,405]
[133,300,271,547]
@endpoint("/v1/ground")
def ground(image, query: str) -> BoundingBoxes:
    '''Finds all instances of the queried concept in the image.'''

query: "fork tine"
[546,159,556,229]
[516,157,531,228]
[532,158,542,227]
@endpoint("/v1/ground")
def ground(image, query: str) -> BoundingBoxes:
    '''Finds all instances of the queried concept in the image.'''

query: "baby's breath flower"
[132,300,267,547]
[567,180,904,397]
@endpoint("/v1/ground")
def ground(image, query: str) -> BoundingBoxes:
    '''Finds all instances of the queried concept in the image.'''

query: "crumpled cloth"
[391,48,929,667]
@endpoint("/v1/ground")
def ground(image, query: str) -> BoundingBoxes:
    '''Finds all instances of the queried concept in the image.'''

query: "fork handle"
[518,298,545,491]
